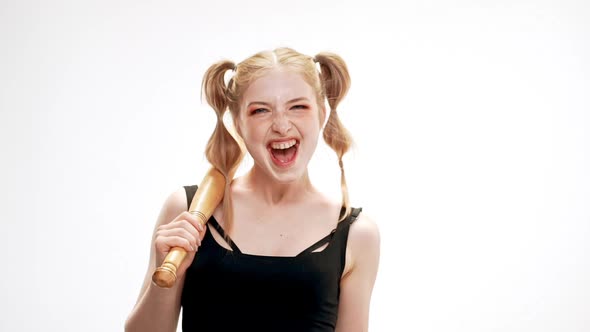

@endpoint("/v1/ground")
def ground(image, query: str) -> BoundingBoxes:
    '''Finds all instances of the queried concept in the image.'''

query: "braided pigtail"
[201,60,244,235]
[314,52,353,220]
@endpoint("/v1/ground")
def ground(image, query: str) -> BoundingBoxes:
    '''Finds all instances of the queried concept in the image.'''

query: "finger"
[178,211,206,232]
[155,235,195,253]
[174,219,203,247]
[166,219,201,240]
[155,228,197,250]
[157,218,205,248]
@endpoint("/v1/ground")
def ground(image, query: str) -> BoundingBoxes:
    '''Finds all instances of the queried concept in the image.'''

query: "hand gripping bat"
[151,167,225,288]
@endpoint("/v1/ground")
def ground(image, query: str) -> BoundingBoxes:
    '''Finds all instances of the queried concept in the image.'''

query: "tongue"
[272,145,296,163]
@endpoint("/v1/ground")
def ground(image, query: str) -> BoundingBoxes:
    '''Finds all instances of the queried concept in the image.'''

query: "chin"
[269,167,306,183]
[267,158,313,183]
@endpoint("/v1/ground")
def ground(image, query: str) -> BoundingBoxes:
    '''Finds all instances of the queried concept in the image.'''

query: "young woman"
[125,47,380,332]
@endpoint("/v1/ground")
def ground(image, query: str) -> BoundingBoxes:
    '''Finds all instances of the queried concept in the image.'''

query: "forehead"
[241,69,315,104]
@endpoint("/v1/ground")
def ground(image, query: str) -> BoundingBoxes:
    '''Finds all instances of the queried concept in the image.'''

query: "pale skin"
[125,69,380,332]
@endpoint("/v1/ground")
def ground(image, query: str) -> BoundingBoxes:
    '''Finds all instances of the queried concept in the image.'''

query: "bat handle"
[151,211,208,288]
[152,248,187,288]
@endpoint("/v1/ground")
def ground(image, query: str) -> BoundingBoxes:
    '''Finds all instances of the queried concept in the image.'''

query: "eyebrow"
[247,97,310,108]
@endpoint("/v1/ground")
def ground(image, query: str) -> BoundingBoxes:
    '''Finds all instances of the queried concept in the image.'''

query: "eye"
[291,104,308,110]
[250,108,268,115]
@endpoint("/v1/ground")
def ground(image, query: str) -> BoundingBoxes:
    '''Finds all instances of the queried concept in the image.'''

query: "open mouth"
[268,138,299,166]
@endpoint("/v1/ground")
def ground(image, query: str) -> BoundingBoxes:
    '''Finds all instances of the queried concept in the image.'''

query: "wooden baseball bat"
[151,167,226,288]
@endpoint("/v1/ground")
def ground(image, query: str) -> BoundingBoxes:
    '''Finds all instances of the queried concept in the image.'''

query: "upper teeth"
[271,139,297,150]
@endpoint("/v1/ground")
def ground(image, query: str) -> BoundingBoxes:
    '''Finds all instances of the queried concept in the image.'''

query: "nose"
[271,111,292,135]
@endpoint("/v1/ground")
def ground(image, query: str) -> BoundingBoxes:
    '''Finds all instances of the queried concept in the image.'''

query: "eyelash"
[250,105,308,115]
[251,108,267,115]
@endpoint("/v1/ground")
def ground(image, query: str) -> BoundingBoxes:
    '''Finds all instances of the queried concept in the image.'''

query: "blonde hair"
[201,47,353,235]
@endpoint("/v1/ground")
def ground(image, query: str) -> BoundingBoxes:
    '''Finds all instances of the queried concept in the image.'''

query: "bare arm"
[125,187,204,332]
[335,213,381,332]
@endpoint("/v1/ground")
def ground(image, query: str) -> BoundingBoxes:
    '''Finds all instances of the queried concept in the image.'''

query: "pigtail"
[314,52,353,220]
[201,60,244,235]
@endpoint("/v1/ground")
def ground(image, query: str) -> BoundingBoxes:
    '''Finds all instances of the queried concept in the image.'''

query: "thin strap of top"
[207,217,242,253]
[296,207,362,256]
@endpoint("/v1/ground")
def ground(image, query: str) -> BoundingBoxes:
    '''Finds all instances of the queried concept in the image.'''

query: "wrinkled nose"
[271,112,292,135]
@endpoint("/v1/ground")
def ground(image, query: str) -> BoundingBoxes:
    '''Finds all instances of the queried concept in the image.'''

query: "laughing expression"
[236,69,324,183]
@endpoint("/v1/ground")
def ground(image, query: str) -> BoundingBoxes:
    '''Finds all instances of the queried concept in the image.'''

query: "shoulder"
[169,186,191,210]
[346,210,380,273]
[155,187,191,227]
[349,211,380,249]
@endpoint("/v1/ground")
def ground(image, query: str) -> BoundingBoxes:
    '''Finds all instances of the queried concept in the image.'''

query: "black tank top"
[180,185,362,332]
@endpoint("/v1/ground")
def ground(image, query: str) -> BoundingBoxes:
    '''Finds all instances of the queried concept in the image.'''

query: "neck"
[241,166,315,206]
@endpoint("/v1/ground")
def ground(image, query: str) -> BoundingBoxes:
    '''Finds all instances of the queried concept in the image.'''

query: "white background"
[1,0,588,331]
